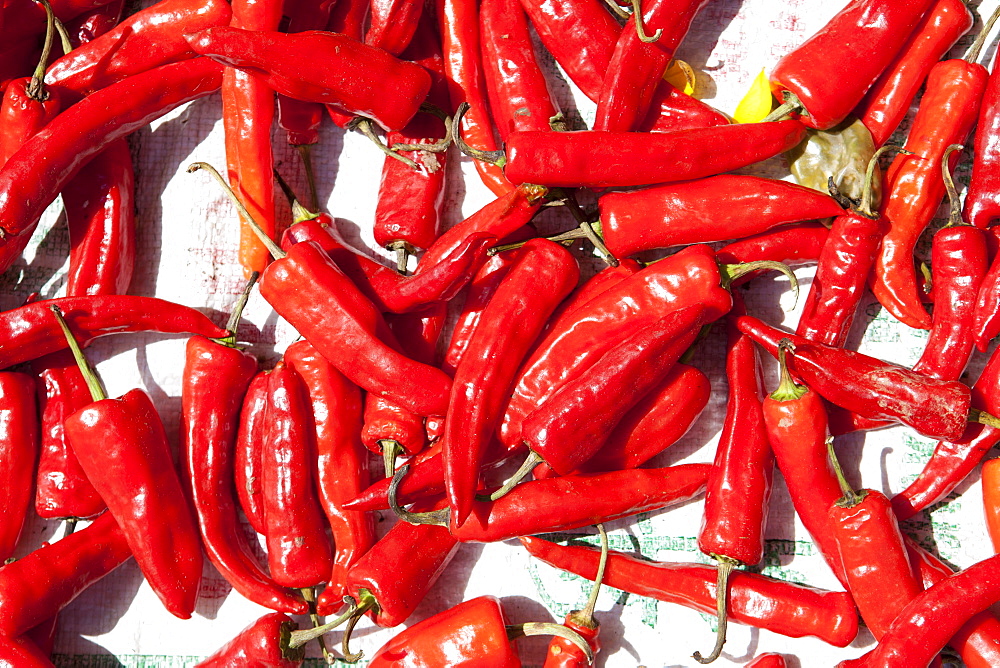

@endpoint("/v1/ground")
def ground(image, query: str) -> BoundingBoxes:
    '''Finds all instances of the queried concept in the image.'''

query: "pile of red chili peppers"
[8,0,1000,665]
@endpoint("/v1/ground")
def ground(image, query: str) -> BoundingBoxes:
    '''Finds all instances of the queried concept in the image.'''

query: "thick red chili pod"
[187,28,431,132]
[182,336,308,614]
[856,0,973,146]
[0,59,224,274]
[716,222,830,273]
[285,341,374,602]
[365,0,422,55]
[62,138,135,296]
[444,239,579,524]
[520,537,859,646]
[908,540,1000,668]
[32,351,105,520]
[321,0,369,129]
[544,259,642,337]
[694,303,774,663]
[0,77,62,166]
[195,613,304,667]
[480,0,559,141]
[594,0,710,132]
[234,370,269,535]
[0,512,131,637]
[44,0,231,97]
[768,0,937,130]
[0,372,39,563]
[966,40,1000,228]
[497,121,807,189]
[262,361,334,589]
[597,175,843,257]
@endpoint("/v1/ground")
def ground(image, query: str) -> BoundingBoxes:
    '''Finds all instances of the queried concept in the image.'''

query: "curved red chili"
[0,371,39,563]
[716,222,830,274]
[196,612,304,667]
[365,0,423,55]
[234,370,269,535]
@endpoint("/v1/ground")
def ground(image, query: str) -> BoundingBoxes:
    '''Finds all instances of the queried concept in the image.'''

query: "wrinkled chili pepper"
[857,0,973,147]
[0,372,39,563]
[444,239,578,524]
[0,512,132,638]
[786,117,879,204]
[768,0,938,130]
[234,370,269,535]
[285,340,374,602]
[597,175,842,258]
[520,536,858,646]
[195,612,304,667]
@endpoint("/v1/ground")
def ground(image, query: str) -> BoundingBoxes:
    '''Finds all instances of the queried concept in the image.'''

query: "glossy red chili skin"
[366,0,423,55]
[544,259,643,337]
[367,596,520,667]
[770,0,937,130]
[235,371,269,535]
[523,306,705,477]
[0,78,63,165]
[0,512,131,637]
[502,121,807,188]
[739,316,972,442]
[63,138,135,296]
[64,389,203,619]
[502,244,733,449]
[891,341,1000,519]
[64,0,125,47]
[857,0,972,146]
[639,82,731,133]
[481,0,559,140]
[0,59,224,274]
[796,208,883,347]
[276,97,322,147]
[262,362,333,589]
[0,634,55,668]
[44,0,231,97]
[362,395,426,457]
[0,295,228,371]
[521,537,859,646]
[182,337,307,613]
[837,553,1000,667]
[32,351,105,520]
[745,655,787,668]
[543,613,599,668]
[594,0,709,131]
[195,613,304,667]
[908,540,1000,668]
[336,500,459,622]
[698,309,773,566]
[598,175,842,257]
[0,372,39,563]
[187,27,430,131]
[832,490,923,640]
[259,241,453,417]
[911,225,987,380]
[322,0,369,129]
[716,221,830,273]
[873,59,986,330]
[285,341,373,602]
[454,464,710,542]
[445,239,579,524]
[966,50,1000,229]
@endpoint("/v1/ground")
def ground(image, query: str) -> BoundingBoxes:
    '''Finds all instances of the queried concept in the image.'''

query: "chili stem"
[489,450,544,501]
[829,436,865,508]
[350,117,419,170]
[453,103,507,166]
[294,144,319,212]
[388,241,412,275]
[508,622,595,663]
[391,103,453,153]
[580,524,608,622]
[601,0,630,22]
[965,4,1000,64]
[49,305,107,402]
[629,0,662,42]
[971,408,1000,429]
[379,439,403,478]
[388,464,451,525]
[299,587,330,662]
[63,517,78,537]
[187,162,286,259]
[286,596,365,648]
[54,17,72,55]
[719,261,799,304]
[761,91,802,123]
[941,145,965,227]
[26,0,55,101]
[770,339,807,402]
[693,555,738,664]
[857,145,910,218]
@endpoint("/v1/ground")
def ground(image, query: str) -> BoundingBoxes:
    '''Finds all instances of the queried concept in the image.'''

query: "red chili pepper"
[597,175,843,257]
[761,340,847,585]
[195,612,304,667]
[187,27,431,132]
[182,335,308,613]
[444,238,578,524]
[594,0,709,131]
[746,655,787,668]
[0,59,224,275]
[542,526,606,668]
[908,539,1000,668]
[234,370,269,535]
[0,295,228,370]
[0,372,38,563]
[716,221,830,274]
[488,121,806,189]
[836,553,1000,667]
[768,0,938,130]
[796,147,890,347]
[44,0,231,97]
[639,80,731,133]
[966,31,1000,229]
[480,0,559,140]
[436,0,512,196]
[0,49,62,166]
[738,315,986,442]
[871,31,992,329]
[985,459,1000,552]
[0,512,132,638]
[0,634,55,668]
[284,340,374,602]
[520,536,859,646]
[891,339,1000,519]
[544,259,642,336]
[694,301,774,663]
[24,615,58,659]
[321,0,369,129]
[262,361,334,588]
[365,0,423,55]
[856,0,972,146]
[63,0,124,47]
[62,138,135,296]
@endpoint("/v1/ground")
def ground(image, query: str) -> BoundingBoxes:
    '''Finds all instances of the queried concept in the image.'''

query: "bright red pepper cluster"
[8,0,1000,665]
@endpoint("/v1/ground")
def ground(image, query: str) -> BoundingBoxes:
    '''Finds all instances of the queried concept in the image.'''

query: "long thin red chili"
[0,371,39,563]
